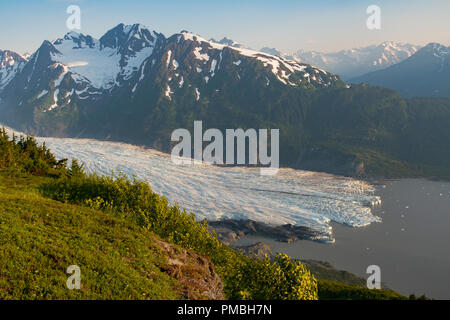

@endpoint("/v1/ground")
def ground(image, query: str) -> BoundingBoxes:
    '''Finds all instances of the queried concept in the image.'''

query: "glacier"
[4,126,382,242]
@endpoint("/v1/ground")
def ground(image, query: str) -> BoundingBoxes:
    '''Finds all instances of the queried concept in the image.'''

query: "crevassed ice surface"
[4,126,382,242]
[24,134,382,242]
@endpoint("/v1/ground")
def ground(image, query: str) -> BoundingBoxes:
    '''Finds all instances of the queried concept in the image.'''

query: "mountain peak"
[350,41,450,98]
[422,42,448,50]
[53,31,97,49]
[64,30,81,39]
[416,42,449,58]
[0,49,27,68]
[125,23,148,34]
[209,37,245,48]
[22,52,31,61]
[424,42,445,47]
[0,49,27,90]
[259,47,282,56]
[379,41,397,47]
[38,40,61,56]
[99,23,159,52]
[295,42,420,79]
[105,23,153,38]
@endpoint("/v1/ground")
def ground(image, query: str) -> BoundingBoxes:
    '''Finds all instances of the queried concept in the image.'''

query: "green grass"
[0,173,182,300]
[317,280,407,300]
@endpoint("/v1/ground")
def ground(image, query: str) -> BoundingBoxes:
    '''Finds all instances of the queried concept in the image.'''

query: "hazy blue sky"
[1,0,449,55]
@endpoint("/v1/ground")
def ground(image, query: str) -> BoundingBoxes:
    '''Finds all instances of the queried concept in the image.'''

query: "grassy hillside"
[317,280,409,300]
[0,174,184,299]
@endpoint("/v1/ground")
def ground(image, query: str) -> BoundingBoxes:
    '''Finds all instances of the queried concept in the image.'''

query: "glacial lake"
[237,178,450,299]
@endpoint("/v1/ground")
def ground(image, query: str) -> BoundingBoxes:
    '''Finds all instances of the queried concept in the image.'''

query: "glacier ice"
[3,125,381,242]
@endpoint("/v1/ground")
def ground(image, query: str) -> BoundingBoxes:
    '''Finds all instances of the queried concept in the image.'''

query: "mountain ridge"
[350,43,450,98]
[0,49,27,90]
[260,41,420,79]
[0,24,342,111]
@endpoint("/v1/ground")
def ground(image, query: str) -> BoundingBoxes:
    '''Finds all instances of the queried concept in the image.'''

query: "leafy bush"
[317,279,407,300]
[39,170,318,300]
[227,253,318,300]
[0,127,67,176]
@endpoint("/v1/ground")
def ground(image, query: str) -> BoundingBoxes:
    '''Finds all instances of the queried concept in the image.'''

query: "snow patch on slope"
[50,27,157,90]
[181,31,335,87]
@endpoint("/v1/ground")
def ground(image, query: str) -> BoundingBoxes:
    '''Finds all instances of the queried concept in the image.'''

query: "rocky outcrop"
[209,219,326,245]
[233,242,274,258]
[155,239,225,300]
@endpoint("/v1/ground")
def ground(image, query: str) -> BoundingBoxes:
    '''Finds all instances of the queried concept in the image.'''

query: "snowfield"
[4,126,381,242]
[51,36,154,89]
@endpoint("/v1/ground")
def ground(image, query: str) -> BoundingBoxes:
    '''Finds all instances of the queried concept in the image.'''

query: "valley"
[1,3,449,302]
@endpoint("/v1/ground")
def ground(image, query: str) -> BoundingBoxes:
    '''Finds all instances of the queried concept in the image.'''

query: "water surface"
[238,179,450,299]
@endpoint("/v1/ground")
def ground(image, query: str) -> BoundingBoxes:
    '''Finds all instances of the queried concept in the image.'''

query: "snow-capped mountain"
[49,23,164,90]
[1,39,97,112]
[0,24,342,119]
[0,22,347,153]
[350,43,450,98]
[0,24,166,113]
[22,53,32,60]
[259,47,282,56]
[0,50,27,90]
[1,24,450,179]
[262,42,420,80]
[136,30,341,99]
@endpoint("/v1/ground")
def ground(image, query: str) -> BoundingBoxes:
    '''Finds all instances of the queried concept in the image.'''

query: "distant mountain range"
[209,37,247,49]
[350,43,450,98]
[260,41,450,98]
[1,24,450,179]
[260,41,420,80]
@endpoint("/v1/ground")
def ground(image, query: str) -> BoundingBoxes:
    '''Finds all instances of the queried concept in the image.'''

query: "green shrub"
[227,253,318,300]
[0,127,67,176]
[317,279,407,300]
